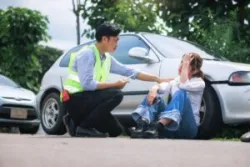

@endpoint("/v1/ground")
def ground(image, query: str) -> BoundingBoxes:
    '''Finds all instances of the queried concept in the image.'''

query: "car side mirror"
[128,47,157,63]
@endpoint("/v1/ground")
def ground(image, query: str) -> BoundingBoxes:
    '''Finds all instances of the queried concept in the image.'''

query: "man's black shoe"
[130,118,149,138]
[241,131,250,142]
[63,114,76,137]
[75,127,108,137]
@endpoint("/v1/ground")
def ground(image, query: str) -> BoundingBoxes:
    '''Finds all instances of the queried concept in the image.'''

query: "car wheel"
[197,84,223,139]
[41,92,66,135]
[19,125,39,134]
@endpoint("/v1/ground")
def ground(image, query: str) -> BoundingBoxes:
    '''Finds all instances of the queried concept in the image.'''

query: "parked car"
[0,74,40,134]
[37,33,250,139]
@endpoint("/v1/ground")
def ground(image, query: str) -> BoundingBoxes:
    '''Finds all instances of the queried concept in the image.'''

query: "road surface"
[0,133,249,167]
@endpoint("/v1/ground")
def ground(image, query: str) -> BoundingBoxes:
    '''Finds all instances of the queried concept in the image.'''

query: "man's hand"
[114,78,129,89]
[147,86,158,105]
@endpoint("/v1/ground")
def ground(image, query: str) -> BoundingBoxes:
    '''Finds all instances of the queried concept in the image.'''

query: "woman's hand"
[183,53,192,65]
[147,86,158,105]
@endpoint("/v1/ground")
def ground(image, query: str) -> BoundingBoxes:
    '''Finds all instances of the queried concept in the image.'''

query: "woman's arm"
[147,82,172,105]
[179,54,205,92]
[180,54,191,83]
[179,79,205,92]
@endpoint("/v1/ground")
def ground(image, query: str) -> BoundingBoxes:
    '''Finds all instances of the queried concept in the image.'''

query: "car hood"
[0,85,35,101]
[202,60,250,81]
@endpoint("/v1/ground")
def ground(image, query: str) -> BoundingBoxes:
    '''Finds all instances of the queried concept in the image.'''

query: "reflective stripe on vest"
[63,44,111,94]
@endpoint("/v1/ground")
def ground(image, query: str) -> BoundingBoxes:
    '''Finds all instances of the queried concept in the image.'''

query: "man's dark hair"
[95,23,121,42]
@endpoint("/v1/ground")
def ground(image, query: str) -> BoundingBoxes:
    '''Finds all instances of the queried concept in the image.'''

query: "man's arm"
[110,57,167,83]
[136,72,160,83]
[96,79,128,90]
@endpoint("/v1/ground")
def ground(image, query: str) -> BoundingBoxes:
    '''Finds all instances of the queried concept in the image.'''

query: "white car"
[36,33,250,139]
[0,74,40,134]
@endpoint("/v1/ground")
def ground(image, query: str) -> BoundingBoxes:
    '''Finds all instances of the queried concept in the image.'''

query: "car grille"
[0,104,37,120]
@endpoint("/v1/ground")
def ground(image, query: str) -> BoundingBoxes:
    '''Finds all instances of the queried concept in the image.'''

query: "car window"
[59,41,94,67]
[111,35,150,64]
[0,75,19,87]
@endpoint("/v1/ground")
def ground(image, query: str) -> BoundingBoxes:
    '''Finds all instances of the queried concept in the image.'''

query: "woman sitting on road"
[131,53,205,139]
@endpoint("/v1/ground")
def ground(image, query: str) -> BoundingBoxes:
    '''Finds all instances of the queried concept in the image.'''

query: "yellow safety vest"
[63,44,111,94]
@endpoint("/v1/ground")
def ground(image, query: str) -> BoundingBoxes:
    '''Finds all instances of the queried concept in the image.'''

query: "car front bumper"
[0,97,40,127]
[0,118,40,127]
[212,84,250,124]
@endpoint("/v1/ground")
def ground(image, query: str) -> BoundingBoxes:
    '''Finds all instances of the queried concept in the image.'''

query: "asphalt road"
[0,133,250,167]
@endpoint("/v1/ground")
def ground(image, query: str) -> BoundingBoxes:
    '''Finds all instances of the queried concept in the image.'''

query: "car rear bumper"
[212,84,250,124]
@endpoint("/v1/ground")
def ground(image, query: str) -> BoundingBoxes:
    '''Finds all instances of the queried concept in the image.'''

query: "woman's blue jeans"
[132,90,198,139]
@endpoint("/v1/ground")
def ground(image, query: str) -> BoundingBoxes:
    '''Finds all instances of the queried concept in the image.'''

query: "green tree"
[191,10,250,63]
[155,0,250,40]
[154,0,250,63]
[0,7,50,92]
[80,0,160,38]
[37,45,63,83]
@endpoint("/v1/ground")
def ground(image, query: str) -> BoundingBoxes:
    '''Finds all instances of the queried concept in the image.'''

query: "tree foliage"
[154,0,250,62]
[0,7,50,92]
[154,0,250,39]
[80,0,160,38]
[37,46,63,83]
[191,10,250,63]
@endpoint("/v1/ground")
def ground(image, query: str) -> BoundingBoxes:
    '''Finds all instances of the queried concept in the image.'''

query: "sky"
[0,0,88,51]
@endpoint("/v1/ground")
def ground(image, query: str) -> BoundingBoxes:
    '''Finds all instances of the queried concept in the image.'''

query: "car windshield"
[0,75,19,87]
[143,33,228,61]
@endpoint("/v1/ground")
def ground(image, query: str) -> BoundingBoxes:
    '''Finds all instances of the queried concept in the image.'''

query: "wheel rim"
[42,98,59,129]
[200,98,206,125]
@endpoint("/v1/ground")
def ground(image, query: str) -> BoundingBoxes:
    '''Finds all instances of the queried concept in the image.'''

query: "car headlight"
[228,71,250,85]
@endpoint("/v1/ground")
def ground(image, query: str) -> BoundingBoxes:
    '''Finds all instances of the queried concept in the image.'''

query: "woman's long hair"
[189,53,204,79]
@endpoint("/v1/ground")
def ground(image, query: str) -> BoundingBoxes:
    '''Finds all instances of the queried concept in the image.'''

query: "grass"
[212,125,249,141]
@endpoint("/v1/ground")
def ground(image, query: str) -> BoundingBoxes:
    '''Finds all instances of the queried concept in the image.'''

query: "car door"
[108,35,161,115]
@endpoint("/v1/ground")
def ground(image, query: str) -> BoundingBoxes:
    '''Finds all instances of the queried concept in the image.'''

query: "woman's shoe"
[130,118,149,138]
[143,123,159,139]
[143,122,165,139]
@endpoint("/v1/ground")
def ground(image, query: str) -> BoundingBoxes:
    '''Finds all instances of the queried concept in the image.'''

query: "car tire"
[197,84,223,139]
[19,125,39,134]
[41,92,66,135]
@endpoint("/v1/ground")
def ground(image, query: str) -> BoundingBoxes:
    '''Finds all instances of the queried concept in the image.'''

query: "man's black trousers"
[65,88,124,137]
